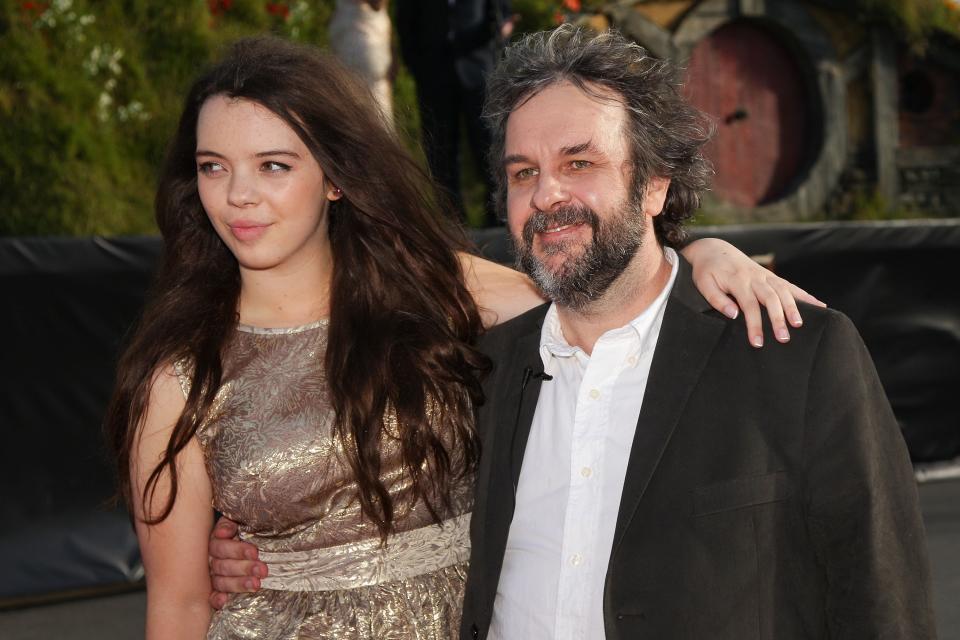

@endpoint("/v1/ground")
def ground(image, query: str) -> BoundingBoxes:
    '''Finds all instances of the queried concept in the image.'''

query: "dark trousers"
[413,60,497,226]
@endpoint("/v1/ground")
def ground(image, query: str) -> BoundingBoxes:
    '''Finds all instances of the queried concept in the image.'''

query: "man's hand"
[208,516,267,610]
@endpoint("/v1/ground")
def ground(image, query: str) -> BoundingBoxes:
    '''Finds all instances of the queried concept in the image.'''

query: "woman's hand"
[682,238,826,347]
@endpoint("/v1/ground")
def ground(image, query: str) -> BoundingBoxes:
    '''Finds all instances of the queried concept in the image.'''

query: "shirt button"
[627,355,638,366]
[570,553,582,566]
[589,388,600,400]
[581,466,592,478]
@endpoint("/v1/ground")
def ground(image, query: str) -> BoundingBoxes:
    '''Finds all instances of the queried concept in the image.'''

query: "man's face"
[503,81,665,309]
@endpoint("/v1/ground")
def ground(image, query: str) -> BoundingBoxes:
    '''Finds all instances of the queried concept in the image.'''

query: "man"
[460,26,935,639]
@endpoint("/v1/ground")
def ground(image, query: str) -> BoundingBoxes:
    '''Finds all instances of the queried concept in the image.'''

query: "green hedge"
[0,0,346,236]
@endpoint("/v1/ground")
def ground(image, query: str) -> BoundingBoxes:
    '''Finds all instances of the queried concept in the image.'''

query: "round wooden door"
[684,21,811,207]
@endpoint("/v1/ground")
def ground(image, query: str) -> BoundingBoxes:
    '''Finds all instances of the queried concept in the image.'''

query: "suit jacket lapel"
[477,304,549,616]
[611,258,726,553]
[483,314,547,499]
[509,328,547,490]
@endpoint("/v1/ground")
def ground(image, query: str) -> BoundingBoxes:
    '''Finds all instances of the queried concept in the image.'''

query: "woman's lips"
[229,221,271,242]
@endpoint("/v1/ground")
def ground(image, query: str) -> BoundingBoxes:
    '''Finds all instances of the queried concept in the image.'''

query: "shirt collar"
[539,247,679,363]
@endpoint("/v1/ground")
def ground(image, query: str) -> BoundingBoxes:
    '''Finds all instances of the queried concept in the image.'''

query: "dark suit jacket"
[462,258,936,639]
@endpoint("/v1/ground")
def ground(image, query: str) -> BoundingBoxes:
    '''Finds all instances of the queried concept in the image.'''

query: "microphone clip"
[520,366,553,392]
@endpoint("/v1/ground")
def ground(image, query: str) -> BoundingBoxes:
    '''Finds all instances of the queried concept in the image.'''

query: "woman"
[107,37,816,639]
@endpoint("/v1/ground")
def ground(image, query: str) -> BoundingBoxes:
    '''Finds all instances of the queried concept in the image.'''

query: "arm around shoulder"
[802,312,935,639]
[131,365,214,640]
[457,251,544,327]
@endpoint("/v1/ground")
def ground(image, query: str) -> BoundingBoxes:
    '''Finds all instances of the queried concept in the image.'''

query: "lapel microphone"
[520,366,553,392]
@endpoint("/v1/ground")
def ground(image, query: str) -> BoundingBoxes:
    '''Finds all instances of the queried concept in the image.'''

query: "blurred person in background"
[329,0,395,125]
[396,0,513,226]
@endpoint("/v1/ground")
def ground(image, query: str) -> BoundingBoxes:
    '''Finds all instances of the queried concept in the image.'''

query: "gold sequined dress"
[176,320,473,639]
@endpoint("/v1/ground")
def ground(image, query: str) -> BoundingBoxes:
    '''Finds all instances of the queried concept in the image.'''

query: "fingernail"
[253,565,264,578]
[244,579,254,590]
[790,313,803,327]
[752,335,763,348]
[244,549,257,561]
[723,304,738,319]
[776,329,790,342]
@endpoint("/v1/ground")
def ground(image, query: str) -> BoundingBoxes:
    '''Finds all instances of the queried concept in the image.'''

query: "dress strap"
[171,358,193,400]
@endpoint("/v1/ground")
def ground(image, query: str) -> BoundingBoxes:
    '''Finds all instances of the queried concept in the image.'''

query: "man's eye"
[571,160,592,169]
[262,161,291,173]
[515,167,537,179]
[198,162,223,175]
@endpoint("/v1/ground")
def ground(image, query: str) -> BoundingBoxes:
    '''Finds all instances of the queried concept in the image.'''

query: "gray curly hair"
[484,25,713,248]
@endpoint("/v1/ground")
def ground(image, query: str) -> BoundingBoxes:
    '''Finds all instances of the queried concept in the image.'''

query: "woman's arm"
[131,366,214,640]
[459,239,825,345]
[458,251,545,327]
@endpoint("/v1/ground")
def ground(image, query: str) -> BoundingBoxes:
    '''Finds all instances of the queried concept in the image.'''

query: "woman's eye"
[262,161,291,173]
[198,162,223,175]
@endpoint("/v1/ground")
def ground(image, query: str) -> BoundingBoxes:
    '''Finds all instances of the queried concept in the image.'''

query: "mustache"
[521,205,599,244]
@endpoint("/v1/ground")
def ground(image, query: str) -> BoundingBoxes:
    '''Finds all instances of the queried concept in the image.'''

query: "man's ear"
[643,176,671,217]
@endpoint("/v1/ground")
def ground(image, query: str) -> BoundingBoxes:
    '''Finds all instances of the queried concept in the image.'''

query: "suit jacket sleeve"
[803,312,936,639]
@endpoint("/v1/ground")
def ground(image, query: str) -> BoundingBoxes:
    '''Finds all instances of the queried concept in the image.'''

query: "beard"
[513,196,645,311]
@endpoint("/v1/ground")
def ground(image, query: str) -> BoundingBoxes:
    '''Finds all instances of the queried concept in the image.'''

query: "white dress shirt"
[489,248,679,640]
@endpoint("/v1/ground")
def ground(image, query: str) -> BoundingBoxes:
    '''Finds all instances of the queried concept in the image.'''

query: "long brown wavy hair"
[106,37,488,539]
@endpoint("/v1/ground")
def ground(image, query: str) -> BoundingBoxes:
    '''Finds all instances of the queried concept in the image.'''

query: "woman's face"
[195,95,340,273]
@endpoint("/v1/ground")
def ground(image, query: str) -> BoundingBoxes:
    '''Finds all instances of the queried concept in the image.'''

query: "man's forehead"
[504,81,628,152]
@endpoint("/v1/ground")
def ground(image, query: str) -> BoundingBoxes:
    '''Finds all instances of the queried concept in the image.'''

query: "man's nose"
[530,171,571,212]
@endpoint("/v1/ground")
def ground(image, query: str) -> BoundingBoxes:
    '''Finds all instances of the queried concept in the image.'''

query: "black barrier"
[1,238,159,605]
[2,221,959,604]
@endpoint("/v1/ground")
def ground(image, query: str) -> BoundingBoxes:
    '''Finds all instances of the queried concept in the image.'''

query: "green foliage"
[859,0,960,49]
[509,0,609,34]
[511,0,560,34]
[0,0,335,236]
[839,189,945,222]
